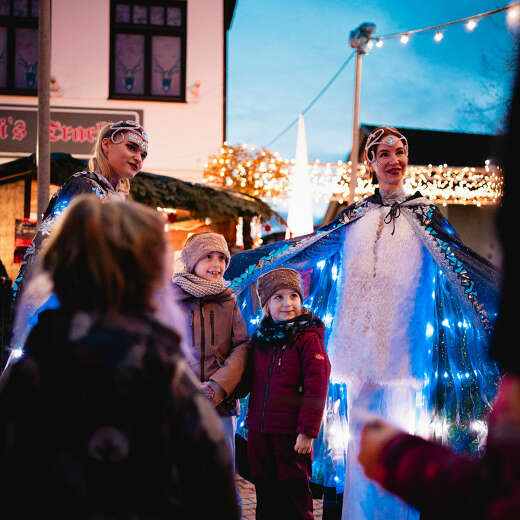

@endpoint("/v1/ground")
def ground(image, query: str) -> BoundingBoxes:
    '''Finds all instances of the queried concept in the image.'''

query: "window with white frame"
[0,0,39,95]
[110,0,186,102]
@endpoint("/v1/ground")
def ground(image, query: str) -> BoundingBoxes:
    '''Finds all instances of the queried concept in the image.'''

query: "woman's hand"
[358,419,401,479]
[294,433,313,454]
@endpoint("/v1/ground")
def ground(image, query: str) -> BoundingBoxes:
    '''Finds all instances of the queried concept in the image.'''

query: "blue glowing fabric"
[226,191,501,492]
[13,171,116,302]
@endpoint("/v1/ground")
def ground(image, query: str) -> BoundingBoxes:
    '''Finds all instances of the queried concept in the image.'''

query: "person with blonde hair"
[0,195,240,518]
[13,120,148,301]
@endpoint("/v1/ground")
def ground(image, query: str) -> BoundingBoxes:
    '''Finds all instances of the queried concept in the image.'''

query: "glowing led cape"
[5,171,188,375]
[13,171,120,302]
[4,172,120,371]
[226,189,501,492]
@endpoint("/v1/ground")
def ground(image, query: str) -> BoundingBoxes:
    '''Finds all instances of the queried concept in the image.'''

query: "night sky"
[227,0,518,162]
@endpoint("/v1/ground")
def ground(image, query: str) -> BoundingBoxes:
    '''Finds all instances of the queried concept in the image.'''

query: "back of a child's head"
[181,231,230,273]
[41,195,166,314]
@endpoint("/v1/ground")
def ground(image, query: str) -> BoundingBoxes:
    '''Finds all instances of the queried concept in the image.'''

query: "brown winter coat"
[171,283,250,397]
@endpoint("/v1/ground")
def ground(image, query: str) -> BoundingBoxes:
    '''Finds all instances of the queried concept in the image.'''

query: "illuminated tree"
[204,143,290,199]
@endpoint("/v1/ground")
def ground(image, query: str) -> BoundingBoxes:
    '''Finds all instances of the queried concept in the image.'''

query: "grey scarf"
[172,272,230,298]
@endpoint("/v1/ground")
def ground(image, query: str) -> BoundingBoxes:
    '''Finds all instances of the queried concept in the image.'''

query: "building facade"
[0,0,235,181]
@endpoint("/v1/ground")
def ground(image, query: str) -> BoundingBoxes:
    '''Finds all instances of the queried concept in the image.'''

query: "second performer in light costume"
[226,126,501,520]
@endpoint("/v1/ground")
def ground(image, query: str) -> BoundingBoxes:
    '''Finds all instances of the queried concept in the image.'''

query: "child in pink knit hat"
[172,232,249,507]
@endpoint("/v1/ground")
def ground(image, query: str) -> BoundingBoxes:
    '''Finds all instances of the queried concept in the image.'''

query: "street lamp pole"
[348,23,375,205]
[37,0,51,226]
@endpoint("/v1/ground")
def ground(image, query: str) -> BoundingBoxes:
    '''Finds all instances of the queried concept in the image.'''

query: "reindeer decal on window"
[117,58,142,92]
[153,58,180,93]
[17,53,38,89]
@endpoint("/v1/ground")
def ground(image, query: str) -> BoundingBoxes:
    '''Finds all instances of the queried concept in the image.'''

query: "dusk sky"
[227,0,518,163]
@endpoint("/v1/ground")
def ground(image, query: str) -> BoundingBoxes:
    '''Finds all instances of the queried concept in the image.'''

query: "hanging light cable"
[263,51,356,148]
[373,2,520,43]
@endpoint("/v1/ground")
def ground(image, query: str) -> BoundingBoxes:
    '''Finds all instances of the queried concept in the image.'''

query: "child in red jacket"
[246,268,331,520]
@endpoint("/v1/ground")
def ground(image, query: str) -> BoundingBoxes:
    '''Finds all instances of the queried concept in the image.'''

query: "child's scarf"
[253,310,320,350]
[172,272,230,298]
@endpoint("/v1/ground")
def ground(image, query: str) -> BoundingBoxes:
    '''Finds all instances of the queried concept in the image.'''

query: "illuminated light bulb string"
[332,160,503,206]
[374,2,520,47]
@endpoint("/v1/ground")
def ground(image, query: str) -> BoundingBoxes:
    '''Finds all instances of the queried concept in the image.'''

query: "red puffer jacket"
[246,320,330,438]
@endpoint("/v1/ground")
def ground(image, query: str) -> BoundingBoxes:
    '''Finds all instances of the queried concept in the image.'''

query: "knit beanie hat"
[181,232,231,273]
[257,268,304,307]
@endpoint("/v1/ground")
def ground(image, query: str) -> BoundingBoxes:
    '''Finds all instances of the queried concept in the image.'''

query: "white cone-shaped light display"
[285,114,314,239]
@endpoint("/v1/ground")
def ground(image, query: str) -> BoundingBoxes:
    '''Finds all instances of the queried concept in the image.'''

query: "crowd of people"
[0,64,518,520]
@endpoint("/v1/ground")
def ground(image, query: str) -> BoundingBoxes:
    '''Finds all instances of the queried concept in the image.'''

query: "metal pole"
[37,0,51,226]
[348,51,362,205]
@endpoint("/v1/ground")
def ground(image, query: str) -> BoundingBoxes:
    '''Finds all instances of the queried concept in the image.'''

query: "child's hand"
[358,419,401,479]
[294,433,313,455]
[201,381,225,406]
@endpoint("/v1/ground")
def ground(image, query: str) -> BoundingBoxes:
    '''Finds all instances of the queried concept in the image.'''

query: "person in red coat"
[245,267,331,520]
[357,375,520,520]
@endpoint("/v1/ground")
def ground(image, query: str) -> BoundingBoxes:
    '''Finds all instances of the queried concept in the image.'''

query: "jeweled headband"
[106,120,148,152]
[364,127,408,164]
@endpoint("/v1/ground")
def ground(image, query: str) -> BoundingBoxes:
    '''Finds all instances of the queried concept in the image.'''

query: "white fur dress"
[327,189,425,520]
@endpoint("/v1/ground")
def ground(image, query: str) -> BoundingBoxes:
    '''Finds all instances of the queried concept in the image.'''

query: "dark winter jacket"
[372,374,520,520]
[0,309,239,519]
[246,315,330,438]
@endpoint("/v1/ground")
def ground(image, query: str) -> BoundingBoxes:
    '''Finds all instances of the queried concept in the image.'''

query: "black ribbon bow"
[384,202,402,235]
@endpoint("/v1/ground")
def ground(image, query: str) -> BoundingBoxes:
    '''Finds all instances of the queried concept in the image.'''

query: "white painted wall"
[0,0,225,181]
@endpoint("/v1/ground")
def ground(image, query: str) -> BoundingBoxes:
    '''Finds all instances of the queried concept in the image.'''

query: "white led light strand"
[374,2,520,44]
[204,144,503,207]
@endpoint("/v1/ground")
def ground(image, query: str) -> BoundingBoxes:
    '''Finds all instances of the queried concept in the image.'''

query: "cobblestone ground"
[237,475,323,520]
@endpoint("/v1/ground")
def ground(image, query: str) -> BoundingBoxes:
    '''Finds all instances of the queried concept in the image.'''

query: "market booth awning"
[131,171,282,223]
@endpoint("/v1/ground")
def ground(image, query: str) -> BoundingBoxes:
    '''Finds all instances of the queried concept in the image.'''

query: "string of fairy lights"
[332,160,503,206]
[203,143,503,206]
[373,2,520,48]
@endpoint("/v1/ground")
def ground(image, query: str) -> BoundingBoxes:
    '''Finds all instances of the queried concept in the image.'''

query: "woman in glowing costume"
[226,126,500,520]
[13,120,149,302]
[5,121,149,369]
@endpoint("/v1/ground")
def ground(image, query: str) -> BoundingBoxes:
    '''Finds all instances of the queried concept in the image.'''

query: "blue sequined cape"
[13,171,118,302]
[225,189,501,491]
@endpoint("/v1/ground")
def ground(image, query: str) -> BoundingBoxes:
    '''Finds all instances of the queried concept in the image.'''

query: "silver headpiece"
[107,120,148,152]
[364,127,408,164]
